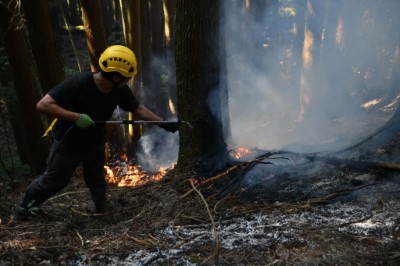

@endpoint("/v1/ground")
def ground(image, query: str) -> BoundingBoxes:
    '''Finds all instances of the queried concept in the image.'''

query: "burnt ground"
[1,137,400,265]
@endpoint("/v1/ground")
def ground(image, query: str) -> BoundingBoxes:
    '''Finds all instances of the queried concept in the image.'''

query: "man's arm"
[37,94,80,122]
[132,104,163,121]
[132,104,179,133]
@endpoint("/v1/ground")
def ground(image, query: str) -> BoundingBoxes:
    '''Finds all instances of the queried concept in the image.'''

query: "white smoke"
[137,127,179,172]
[224,0,400,153]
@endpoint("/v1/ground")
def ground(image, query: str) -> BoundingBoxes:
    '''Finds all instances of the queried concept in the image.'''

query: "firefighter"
[16,45,178,219]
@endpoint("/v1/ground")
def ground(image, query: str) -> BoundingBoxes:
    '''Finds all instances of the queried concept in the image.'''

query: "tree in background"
[175,0,229,170]
[80,0,107,72]
[119,0,142,157]
[0,0,48,173]
[60,0,81,27]
[21,0,65,94]
[163,0,178,114]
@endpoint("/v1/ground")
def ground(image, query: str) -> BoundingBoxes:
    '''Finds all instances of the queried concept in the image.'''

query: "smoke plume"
[224,0,400,153]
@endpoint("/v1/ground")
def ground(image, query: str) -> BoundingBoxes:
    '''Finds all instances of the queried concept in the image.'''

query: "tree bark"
[21,0,65,94]
[80,0,107,72]
[147,0,168,117]
[0,0,48,172]
[219,0,231,144]
[140,1,153,101]
[175,0,228,169]
[100,0,113,38]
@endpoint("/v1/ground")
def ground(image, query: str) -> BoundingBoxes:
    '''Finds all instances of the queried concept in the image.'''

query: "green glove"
[75,114,94,128]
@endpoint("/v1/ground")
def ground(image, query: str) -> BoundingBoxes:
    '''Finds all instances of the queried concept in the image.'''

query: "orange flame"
[231,146,254,159]
[105,163,173,187]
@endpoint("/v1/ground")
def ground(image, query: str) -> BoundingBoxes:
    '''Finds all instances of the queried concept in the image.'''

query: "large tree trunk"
[0,0,48,173]
[21,0,65,94]
[175,0,228,169]
[0,33,28,165]
[80,0,107,72]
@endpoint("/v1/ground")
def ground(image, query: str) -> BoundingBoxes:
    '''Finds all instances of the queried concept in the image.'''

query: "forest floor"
[1,138,400,265]
[1,34,400,265]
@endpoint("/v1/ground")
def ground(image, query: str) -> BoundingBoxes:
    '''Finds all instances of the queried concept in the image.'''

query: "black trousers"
[21,139,107,209]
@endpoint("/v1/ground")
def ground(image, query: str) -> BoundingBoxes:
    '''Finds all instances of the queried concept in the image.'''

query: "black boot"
[89,186,108,213]
[15,196,44,221]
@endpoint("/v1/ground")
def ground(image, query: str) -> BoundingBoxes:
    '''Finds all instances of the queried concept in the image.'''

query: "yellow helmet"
[99,45,137,77]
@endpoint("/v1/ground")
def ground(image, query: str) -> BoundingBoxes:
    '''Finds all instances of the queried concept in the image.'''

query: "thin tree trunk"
[113,0,143,159]
[140,0,153,101]
[147,0,168,117]
[163,0,175,51]
[65,0,81,26]
[101,0,113,38]
[126,0,141,90]
[163,0,177,118]
[124,0,142,158]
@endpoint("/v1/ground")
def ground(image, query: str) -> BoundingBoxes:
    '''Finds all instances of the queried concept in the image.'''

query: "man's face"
[111,75,132,88]
[117,77,132,88]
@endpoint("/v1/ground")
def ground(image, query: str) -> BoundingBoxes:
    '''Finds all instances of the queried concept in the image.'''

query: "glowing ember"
[231,146,254,159]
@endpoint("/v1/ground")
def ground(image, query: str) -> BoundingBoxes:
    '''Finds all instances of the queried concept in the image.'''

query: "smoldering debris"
[212,147,400,204]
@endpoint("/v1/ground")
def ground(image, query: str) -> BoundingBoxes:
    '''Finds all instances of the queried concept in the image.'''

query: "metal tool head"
[180,120,194,129]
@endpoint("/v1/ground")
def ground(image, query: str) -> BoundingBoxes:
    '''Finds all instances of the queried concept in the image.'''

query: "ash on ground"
[70,189,400,265]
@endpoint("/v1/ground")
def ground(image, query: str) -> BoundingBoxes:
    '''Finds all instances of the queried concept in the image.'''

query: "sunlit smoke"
[224,0,400,153]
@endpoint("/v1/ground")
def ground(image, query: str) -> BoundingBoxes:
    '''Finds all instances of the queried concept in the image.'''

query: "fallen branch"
[125,234,161,246]
[368,162,400,171]
[190,179,219,263]
[47,190,87,201]
[180,156,276,200]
